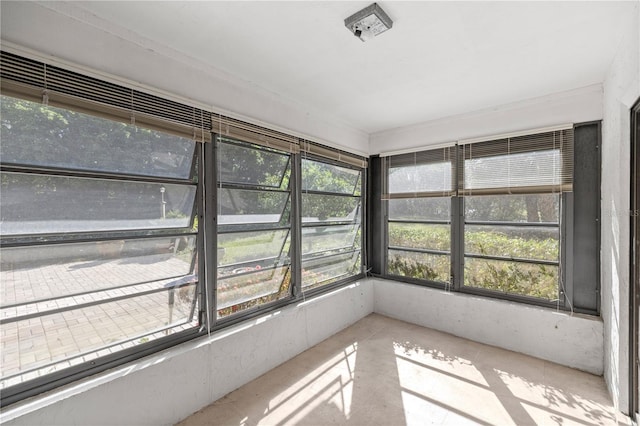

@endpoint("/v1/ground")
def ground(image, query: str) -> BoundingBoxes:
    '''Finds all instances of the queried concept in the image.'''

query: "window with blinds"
[382,127,575,299]
[459,129,574,195]
[383,147,455,199]
[0,94,201,401]
[0,51,213,142]
[457,129,572,301]
[0,49,369,407]
[300,157,364,291]
[384,147,454,285]
[215,136,294,318]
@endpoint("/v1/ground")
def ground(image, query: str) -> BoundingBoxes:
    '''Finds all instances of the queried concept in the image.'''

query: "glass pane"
[218,188,289,225]
[302,251,361,290]
[464,150,560,190]
[465,225,559,261]
[389,162,452,194]
[464,257,558,300]
[1,283,198,389]
[218,141,289,188]
[464,194,559,223]
[301,159,360,194]
[353,173,362,197]
[302,194,359,223]
[1,236,196,307]
[301,224,360,256]
[218,230,289,268]
[388,198,450,221]
[388,223,450,251]
[217,267,290,314]
[1,172,196,235]
[387,249,450,283]
[1,95,196,179]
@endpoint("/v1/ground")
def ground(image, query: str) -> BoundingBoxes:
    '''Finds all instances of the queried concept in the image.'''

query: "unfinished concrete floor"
[177,313,628,425]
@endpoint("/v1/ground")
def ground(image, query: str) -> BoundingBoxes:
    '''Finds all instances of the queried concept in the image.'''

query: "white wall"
[0,282,374,426]
[601,2,640,414]
[1,278,607,425]
[370,84,603,154]
[0,1,369,156]
[374,279,604,374]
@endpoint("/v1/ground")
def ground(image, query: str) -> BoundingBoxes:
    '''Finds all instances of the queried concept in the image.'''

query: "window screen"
[216,137,293,318]
[0,95,200,393]
[301,158,363,291]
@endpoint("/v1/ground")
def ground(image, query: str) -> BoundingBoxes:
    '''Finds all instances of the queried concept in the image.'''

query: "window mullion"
[291,152,303,298]
[204,135,217,328]
[452,196,464,291]
[561,191,574,309]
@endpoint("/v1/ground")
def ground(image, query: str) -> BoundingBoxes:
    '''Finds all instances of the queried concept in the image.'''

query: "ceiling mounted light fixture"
[344,3,393,42]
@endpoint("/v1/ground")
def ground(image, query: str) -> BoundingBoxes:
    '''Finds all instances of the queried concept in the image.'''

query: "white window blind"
[0,51,212,142]
[459,129,574,195]
[212,115,300,154]
[300,140,368,169]
[383,147,455,199]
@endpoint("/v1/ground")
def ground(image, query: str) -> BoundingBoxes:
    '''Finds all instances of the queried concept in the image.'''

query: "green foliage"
[301,159,361,220]
[217,269,292,318]
[465,259,558,300]
[1,95,195,177]
[388,223,450,251]
[388,255,445,282]
[218,140,290,189]
[388,223,559,300]
[465,229,558,261]
[166,210,187,219]
[218,231,289,266]
[464,194,559,222]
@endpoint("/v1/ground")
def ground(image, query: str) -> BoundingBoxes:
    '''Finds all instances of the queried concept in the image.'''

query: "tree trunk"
[525,195,540,222]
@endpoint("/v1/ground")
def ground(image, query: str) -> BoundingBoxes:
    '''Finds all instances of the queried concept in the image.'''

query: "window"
[215,137,293,318]
[463,194,560,300]
[382,128,580,308]
[301,158,363,291]
[384,149,454,285]
[459,130,571,302]
[0,50,368,406]
[0,95,200,392]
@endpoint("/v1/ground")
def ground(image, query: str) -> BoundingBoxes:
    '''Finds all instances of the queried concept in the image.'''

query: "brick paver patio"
[0,254,198,389]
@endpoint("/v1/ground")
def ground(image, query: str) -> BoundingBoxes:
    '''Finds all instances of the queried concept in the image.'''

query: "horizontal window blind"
[460,129,573,195]
[212,115,299,153]
[383,146,455,199]
[0,51,212,142]
[300,140,368,169]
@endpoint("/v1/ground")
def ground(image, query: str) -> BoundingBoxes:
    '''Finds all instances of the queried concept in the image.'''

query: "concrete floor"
[178,313,628,426]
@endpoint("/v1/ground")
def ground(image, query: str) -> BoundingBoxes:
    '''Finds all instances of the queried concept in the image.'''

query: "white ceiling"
[20,2,640,134]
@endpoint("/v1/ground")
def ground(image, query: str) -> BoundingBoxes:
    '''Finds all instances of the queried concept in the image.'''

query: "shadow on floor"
[177,313,623,426]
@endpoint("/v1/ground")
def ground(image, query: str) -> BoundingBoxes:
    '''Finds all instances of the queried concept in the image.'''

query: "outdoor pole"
[160,186,166,219]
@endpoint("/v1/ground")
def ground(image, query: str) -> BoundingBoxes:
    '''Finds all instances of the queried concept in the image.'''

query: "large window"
[463,194,560,300]
[0,51,368,407]
[383,128,578,307]
[301,158,363,291]
[215,137,293,318]
[384,149,455,285]
[1,95,200,391]
[459,131,571,302]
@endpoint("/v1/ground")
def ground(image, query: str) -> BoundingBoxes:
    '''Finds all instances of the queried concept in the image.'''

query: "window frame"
[212,135,296,322]
[456,194,568,307]
[386,199,453,288]
[298,153,366,297]
[381,129,587,312]
[0,98,205,406]
[0,52,370,407]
